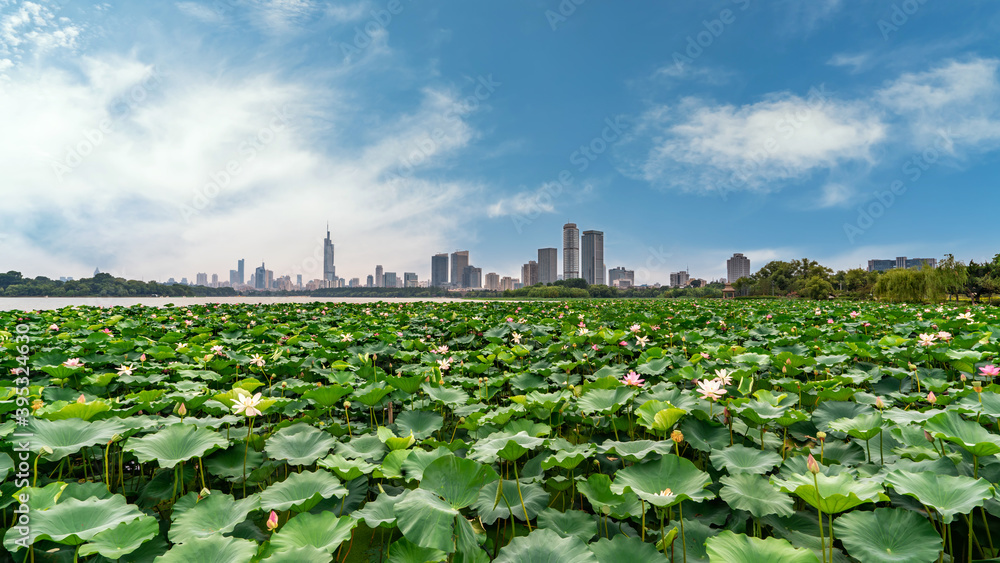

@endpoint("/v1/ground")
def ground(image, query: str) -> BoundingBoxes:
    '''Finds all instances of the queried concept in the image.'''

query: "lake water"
[0,296,470,312]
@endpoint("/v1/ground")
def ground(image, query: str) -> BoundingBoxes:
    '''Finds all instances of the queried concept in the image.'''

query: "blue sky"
[1,0,999,285]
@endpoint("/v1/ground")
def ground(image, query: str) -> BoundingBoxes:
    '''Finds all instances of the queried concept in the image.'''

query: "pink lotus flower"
[980,365,1000,377]
[827,319,834,324]
[806,453,820,474]
[696,379,726,401]
[927,391,937,405]
[700,352,710,359]
[714,369,733,386]
[77,394,86,404]
[619,341,628,346]
[140,353,146,362]
[629,324,641,333]
[765,314,772,320]
[850,311,860,319]
[937,331,952,341]
[63,358,83,368]
[622,371,645,387]
[918,333,936,346]
[591,344,599,351]
[101,328,112,334]
[267,510,279,531]
[48,324,58,331]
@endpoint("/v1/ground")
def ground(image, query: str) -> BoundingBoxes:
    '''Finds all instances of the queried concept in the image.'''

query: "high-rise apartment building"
[383,272,397,288]
[238,259,245,285]
[211,273,219,287]
[229,259,245,286]
[296,274,302,288]
[366,275,374,287]
[484,272,500,291]
[375,265,384,288]
[563,223,580,279]
[431,253,449,287]
[451,251,470,288]
[462,266,482,289]
[323,225,336,282]
[349,278,361,287]
[670,271,691,287]
[404,272,418,288]
[727,253,751,283]
[538,248,558,285]
[500,276,516,291]
[196,273,208,286]
[521,261,539,287]
[608,267,634,288]
[581,230,605,285]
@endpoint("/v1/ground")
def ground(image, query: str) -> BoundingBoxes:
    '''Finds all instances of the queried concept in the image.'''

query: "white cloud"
[0,0,80,76]
[817,182,853,208]
[625,90,886,194]
[175,2,224,23]
[827,52,870,73]
[773,0,843,34]
[0,52,485,282]
[877,58,1000,150]
[325,2,370,23]
[487,187,557,218]
[248,0,316,33]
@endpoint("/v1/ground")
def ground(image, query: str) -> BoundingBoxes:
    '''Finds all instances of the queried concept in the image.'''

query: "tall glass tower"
[323,224,336,282]
[562,223,580,279]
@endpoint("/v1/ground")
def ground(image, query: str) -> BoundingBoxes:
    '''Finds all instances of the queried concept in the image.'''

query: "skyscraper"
[323,225,336,282]
[375,265,384,287]
[238,259,245,285]
[581,230,605,285]
[211,273,219,287]
[196,273,208,286]
[563,223,579,279]
[404,272,418,287]
[254,263,267,290]
[431,253,449,287]
[521,261,538,287]
[462,266,482,289]
[538,248,558,285]
[383,272,397,288]
[484,272,500,291]
[451,251,469,288]
[366,275,374,287]
[727,253,751,283]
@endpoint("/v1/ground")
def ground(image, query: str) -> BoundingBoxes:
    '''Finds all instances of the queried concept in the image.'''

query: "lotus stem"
[640,499,645,542]
[512,461,532,532]
[981,506,995,556]
[243,416,255,497]
[679,501,688,563]
[814,472,827,563]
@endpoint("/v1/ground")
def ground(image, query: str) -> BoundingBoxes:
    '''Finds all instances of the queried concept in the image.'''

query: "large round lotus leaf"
[387,537,448,563]
[468,431,545,463]
[598,440,673,462]
[884,470,995,523]
[354,490,407,529]
[394,409,444,440]
[262,545,331,563]
[419,454,499,509]
[828,412,884,441]
[706,530,820,562]
[0,453,11,478]
[268,511,357,554]
[124,423,229,468]
[30,418,125,461]
[334,434,388,462]
[576,387,636,415]
[317,453,377,481]
[611,454,715,507]
[495,529,598,563]
[720,473,794,519]
[400,446,452,482]
[834,507,942,563]
[168,493,260,543]
[265,424,337,466]
[589,534,662,563]
[710,444,782,475]
[302,384,352,408]
[923,410,1000,457]
[4,495,144,552]
[474,479,550,525]
[536,507,597,542]
[259,469,347,512]
[78,514,159,559]
[576,473,642,520]
[772,472,887,515]
[395,488,459,552]
[204,444,264,479]
[153,535,257,563]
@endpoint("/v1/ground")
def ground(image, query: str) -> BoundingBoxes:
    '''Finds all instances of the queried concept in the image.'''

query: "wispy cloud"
[175,2,224,24]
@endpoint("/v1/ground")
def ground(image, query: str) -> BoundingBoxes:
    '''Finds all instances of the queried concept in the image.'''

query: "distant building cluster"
[867,256,938,272]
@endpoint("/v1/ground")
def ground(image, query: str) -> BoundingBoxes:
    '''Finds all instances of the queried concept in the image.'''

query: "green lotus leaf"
[4,495,144,552]
[468,431,544,463]
[495,529,597,563]
[420,454,499,509]
[474,479,550,525]
[30,418,125,461]
[265,424,337,466]
[612,454,715,507]
[834,507,942,563]
[259,469,347,512]
[36,399,112,421]
[536,507,597,542]
[395,409,444,440]
[400,446,453,482]
[153,535,257,563]
[541,439,595,470]
[720,473,794,519]
[334,434,388,462]
[828,412,884,441]
[354,490,408,529]
[577,387,636,415]
[0,453,11,478]
[635,400,687,433]
[923,410,1000,457]
[78,514,159,559]
[168,492,260,543]
[710,444,782,475]
[598,439,673,462]
[301,384,352,407]
[203,444,264,480]
[262,545,332,563]
[884,470,995,523]
[395,488,460,552]
[317,453,377,481]
[589,534,662,563]
[268,511,357,554]
[422,384,470,405]
[387,537,449,563]
[576,473,642,519]
[376,426,417,450]
[124,423,228,468]
[772,472,887,514]
[706,530,820,563]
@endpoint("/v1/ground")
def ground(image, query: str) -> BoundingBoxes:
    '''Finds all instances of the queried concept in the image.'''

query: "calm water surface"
[0,296,470,312]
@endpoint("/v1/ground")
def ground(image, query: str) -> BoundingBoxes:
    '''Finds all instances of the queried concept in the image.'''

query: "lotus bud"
[281,382,287,388]
[806,453,820,475]
[343,401,351,409]
[961,374,967,382]
[601,505,611,515]
[140,353,146,362]
[924,430,935,443]
[77,394,86,404]
[671,430,684,443]
[178,403,187,417]
[782,366,787,373]
[267,510,279,531]
[816,431,826,442]
[927,391,937,405]
[875,397,885,410]
[111,434,123,443]
[31,399,44,411]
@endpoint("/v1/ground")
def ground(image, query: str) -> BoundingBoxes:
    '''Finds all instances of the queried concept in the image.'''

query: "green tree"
[802,276,834,300]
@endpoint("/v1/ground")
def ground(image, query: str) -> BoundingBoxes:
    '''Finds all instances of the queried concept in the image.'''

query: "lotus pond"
[2,299,1000,562]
